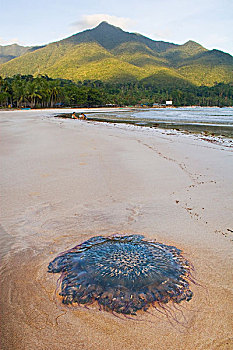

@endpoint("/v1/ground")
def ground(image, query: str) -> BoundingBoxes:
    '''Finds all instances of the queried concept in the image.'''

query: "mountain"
[0,22,232,86]
[61,21,177,52]
[0,43,45,64]
[0,44,30,63]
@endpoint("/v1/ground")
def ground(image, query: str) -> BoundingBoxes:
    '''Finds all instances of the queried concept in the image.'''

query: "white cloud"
[71,14,136,31]
[0,37,20,45]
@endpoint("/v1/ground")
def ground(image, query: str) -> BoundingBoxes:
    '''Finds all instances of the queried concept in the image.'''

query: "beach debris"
[48,235,194,315]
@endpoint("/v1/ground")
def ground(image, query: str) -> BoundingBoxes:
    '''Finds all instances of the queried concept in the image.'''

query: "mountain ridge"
[0,22,232,86]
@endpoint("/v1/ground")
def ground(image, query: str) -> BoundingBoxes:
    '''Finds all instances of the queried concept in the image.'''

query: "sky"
[0,0,233,55]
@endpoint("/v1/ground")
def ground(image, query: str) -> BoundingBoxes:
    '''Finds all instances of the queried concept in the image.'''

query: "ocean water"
[87,107,233,137]
[130,107,233,125]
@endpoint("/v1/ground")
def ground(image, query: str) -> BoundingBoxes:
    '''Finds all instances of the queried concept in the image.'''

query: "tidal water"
[86,107,233,137]
[130,107,233,124]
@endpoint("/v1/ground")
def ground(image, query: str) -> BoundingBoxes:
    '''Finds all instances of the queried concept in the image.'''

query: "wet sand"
[1,109,233,350]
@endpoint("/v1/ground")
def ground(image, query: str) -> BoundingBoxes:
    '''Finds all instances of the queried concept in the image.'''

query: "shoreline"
[54,113,233,141]
[1,110,233,350]
[52,109,233,149]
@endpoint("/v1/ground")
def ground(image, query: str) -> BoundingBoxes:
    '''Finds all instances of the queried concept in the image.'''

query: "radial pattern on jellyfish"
[48,235,193,315]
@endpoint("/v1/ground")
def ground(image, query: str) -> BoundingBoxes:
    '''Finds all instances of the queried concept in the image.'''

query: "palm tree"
[26,82,42,108]
[48,81,60,107]
[0,78,12,106]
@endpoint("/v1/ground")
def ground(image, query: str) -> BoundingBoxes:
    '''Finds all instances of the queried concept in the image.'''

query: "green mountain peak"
[183,40,204,47]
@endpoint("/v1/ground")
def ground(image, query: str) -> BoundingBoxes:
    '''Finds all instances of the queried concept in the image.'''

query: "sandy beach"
[1,109,233,350]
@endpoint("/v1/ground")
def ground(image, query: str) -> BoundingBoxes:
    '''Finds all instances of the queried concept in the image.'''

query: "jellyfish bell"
[48,235,193,315]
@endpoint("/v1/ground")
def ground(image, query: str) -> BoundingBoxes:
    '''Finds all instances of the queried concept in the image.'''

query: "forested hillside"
[0,22,232,87]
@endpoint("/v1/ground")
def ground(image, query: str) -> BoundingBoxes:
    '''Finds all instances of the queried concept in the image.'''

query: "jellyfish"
[48,235,193,315]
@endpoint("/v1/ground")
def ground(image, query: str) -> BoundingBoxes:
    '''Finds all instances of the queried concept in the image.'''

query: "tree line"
[0,74,233,108]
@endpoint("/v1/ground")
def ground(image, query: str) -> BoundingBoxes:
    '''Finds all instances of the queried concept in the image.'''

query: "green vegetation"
[0,44,30,64]
[0,43,44,64]
[0,74,232,108]
[0,22,232,87]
